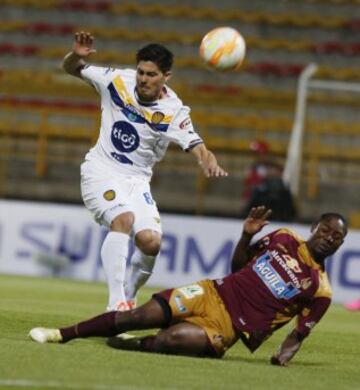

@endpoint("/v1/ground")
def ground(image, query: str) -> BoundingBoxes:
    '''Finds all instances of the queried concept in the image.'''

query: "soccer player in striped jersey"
[29,206,346,366]
[62,32,227,312]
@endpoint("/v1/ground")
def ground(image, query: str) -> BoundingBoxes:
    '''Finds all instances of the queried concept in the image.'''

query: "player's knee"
[135,231,161,256]
[110,212,135,233]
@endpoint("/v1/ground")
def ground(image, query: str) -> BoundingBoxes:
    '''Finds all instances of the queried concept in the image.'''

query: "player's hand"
[72,31,96,58]
[200,151,228,178]
[243,206,272,236]
[201,162,228,178]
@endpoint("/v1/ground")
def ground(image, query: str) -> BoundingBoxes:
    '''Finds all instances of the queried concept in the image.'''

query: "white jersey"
[80,65,203,179]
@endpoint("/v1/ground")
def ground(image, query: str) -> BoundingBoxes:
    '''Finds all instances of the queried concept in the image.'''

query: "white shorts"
[80,160,162,235]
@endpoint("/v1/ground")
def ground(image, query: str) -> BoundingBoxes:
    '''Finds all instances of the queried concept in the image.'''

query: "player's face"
[307,218,345,260]
[136,61,171,102]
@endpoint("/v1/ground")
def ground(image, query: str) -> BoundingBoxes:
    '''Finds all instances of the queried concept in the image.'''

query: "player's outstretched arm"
[63,31,97,78]
[231,206,272,272]
[270,329,304,367]
[190,143,228,178]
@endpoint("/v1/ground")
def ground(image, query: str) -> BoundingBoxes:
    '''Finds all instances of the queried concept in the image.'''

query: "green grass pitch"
[0,274,359,390]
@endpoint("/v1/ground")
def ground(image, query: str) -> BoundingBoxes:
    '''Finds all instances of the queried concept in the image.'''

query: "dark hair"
[136,43,174,74]
[316,212,348,236]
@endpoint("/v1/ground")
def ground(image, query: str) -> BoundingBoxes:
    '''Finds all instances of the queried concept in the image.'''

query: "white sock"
[125,247,156,300]
[100,231,129,310]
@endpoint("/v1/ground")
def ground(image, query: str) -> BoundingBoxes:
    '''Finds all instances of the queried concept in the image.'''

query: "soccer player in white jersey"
[62,32,228,311]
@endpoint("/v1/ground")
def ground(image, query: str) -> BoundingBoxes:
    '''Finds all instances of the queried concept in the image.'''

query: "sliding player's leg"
[29,298,167,344]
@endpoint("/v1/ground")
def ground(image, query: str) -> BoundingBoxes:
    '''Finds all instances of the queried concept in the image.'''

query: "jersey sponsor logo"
[151,111,165,124]
[124,104,143,118]
[178,284,204,299]
[270,250,301,289]
[103,190,116,201]
[121,107,145,124]
[111,121,140,153]
[174,295,187,313]
[179,117,192,130]
[253,253,300,300]
[283,255,302,273]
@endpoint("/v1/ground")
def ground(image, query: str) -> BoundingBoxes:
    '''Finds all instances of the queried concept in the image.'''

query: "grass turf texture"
[0,274,359,390]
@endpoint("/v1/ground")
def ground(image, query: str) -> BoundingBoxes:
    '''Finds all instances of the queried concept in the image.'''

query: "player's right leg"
[107,322,218,358]
[102,212,134,311]
[80,162,137,311]
[29,298,167,344]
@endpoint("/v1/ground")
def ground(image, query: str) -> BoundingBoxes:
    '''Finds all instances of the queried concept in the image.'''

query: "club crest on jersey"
[103,190,116,201]
[301,277,312,290]
[151,111,165,124]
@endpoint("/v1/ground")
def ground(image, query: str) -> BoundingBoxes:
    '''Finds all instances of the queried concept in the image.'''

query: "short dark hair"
[136,43,174,74]
[316,212,348,236]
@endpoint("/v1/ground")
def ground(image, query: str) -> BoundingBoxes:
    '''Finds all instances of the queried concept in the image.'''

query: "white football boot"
[29,327,62,343]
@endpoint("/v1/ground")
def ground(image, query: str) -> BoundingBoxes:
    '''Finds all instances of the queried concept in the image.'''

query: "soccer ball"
[199,27,246,71]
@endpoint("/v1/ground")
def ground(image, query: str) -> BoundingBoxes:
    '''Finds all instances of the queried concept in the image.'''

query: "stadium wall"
[0,199,359,304]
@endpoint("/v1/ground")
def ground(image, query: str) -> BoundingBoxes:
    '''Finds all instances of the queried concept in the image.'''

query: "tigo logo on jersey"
[111,121,140,153]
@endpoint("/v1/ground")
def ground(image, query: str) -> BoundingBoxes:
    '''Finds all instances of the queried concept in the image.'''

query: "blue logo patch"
[111,121,139,153]
[253,253,300,300]
[174,295,187,313]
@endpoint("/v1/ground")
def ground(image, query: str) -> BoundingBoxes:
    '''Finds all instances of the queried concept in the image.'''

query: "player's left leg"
[125,183,162,306]
[108,322,218,358]
[29,298,168,344]
[125,230,161,306]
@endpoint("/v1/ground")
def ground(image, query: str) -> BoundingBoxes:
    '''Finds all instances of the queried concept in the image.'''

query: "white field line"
[0,379,165,390]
